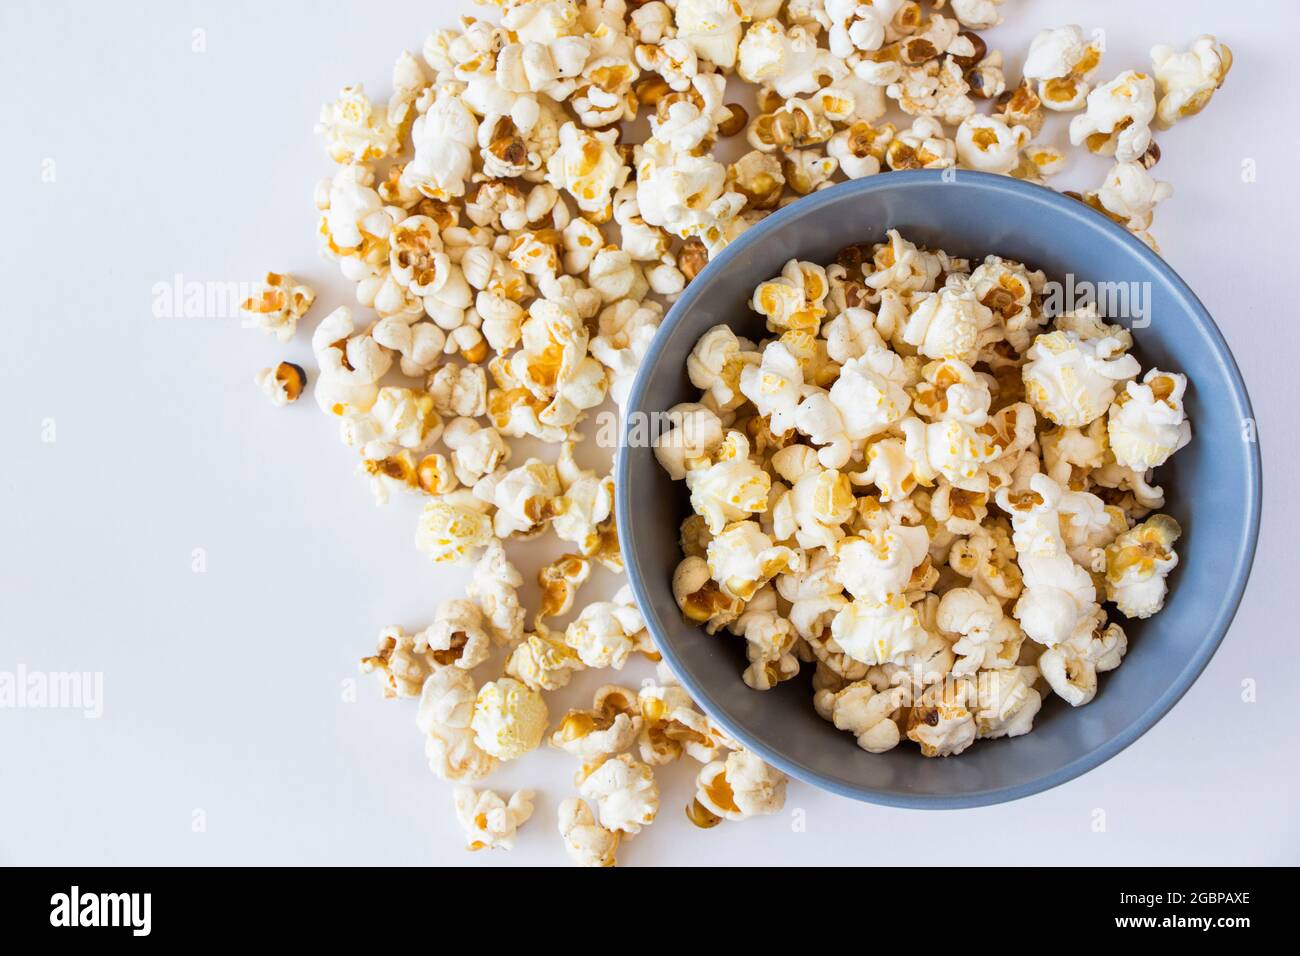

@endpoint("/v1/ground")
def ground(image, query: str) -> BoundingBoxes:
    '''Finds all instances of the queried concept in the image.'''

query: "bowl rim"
[616,169,1263,809]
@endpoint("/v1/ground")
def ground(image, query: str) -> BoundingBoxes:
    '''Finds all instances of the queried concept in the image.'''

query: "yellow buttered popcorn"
[471,677,549,761]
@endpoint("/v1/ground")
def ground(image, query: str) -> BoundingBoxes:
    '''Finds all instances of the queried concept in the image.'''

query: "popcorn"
[886,58,974,127]
[506,621,585,691]
[341,386,442,459]
[831,594,930,666]
[673,555,745,633]
[550,685,644,760]
[476,458,563,538]
[1037,614,1127,707]
[418,598,493,671]
[415,490,495,564]
[902,283,998,364]
[636,683,728,764]
[577,753,660,834]
[1068,70,1157,163]
[1107,369,1191,471]
[240,272,315,341]
[254,362,307,406]
[1096,161,1173,233]
[936,0,1002,30]
[1022,25,1103,112]
[552,443,615,554]
[707,520,800,603]
[827,122,891,179]
[546,122,630,219]
[750,259,830,336]
[635,135,746,254]
[471,677,549,761]
[885,115,956,170]
[684,431,771,533]
[824,681,905,752]
[691,749,787,821]
[1151,35,1232,129]
[1105,514,1181,619]
[316,84,399,164]
[955,113,1029,174]
[467,539,526,644]
[443,418,511,487]
[834,522,930,602]
[906,700,976,757]
[1023,328,1141,428]
[936,587,1023,673]
[557,798,620,867]
[565,585,650,669]
[403,89,479,200]
[771,457,856,548]
[738,19,847,99]
[453,787,534,851]
[360,626,436,699]
[674,0,748,70]
[312,306,391,417]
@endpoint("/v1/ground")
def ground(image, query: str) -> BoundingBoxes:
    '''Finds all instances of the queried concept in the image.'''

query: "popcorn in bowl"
[654,236,1192,755]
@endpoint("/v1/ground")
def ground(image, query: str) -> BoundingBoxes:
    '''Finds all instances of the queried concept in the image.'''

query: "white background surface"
[1,0,1296,866]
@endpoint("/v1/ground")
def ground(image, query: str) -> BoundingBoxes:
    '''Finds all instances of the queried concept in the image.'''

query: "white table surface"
[1,0,1296,866]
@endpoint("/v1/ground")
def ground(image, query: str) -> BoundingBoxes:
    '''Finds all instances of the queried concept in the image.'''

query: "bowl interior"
[618,171,1260,808]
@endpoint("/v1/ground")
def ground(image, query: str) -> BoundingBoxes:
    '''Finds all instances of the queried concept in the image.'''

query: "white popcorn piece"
[417,598,492,671]
[1037,614,1127,707]
[546,122,630,218]
[557,798,620,867]
[1068,70,1157,163]
[443,418,511,488]
[825,680,906,752]
[565,585,649,669]
[1022,25,1104,112]
[426,724,499,781]
[1105,513,1181,619]
[453,787,534,851]
[1096,161,1173,233]
[770,456,856,548]
[674,0,748,70]
[751,259,830,335]
[885,115,957,169]
[341,386,442,460]
[653,403,725,480]
[506,620,584,691]
[936,587,1024,674]
[685,430,771,533]
[650,73,732,151]
[739,340,805,435]
[707,520,800,602]
[254,362,307,406]
[834,522,930,602]
[636,683,729,765]
[578,753,660,834]
[906,700,976,757]
[240,272,315,341]
[902,283,998,364]
[971,665,1041,739]
[1151,35,1232,129]
[471,677,549,761]
[955,113,1030,175]
[360,626,436,699]
[635,135,746,254]
[738,19,847,99]
[886,59,974,128]
[831,594,930,666]
[937,0,1002,30]
[467,539,526,644]
[1107,369,1191,471]
[476,458,562,538]
[403,89,479,200]
[417,667,478,737]
[316,84,399,164]
[996,475,1100,648]
[1023,328,1141,428]
[415,489,495,565]
[311,306,391,417]
[550,685,644,760]
[692,749,787,821]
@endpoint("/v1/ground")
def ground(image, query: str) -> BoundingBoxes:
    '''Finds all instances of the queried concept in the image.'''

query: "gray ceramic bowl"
[616,170,1262,808]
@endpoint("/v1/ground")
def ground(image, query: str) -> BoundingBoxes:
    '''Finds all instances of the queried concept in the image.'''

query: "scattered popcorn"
[360,626,436,699]
[691,749,787,822]
[453,787,534,850]
[1022,25,1103,112]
